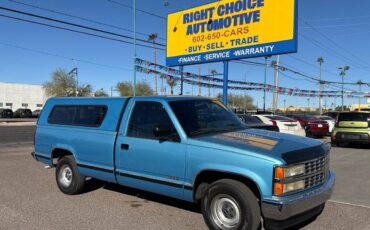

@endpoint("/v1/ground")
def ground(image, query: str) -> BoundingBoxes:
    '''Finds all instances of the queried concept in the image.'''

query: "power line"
[0,13,165,51]
[6,0,166,41]
[300,18,370,67]
[285,55,357,83]
[0,6,166,47]
[0,41,132,71]
[106,0,166,20]
[305,15,370,22]
[298,33,365,68]
[300,22,370,29]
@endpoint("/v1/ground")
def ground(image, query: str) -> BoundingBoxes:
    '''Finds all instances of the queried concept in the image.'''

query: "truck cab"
[32,97,335,230]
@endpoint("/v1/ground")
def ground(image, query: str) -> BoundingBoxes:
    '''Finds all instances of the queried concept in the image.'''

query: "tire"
[201,179,261,230]
[55,155,85,195]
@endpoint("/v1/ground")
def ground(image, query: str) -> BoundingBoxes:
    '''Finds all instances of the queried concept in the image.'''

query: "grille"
[304,155,329,189]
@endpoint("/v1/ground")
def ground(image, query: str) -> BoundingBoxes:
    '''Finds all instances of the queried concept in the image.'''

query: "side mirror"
[153,124,174,139]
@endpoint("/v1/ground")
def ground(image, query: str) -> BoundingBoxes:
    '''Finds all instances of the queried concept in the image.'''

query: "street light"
[317,57,324,115]
[338,66,350,112]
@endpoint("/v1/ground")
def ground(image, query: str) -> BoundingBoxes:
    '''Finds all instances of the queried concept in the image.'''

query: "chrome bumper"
[262,171,335,221]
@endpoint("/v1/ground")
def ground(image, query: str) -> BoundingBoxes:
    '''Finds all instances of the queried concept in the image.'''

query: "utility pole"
[272,55,280,113]
[263,56,269,112]
[338,66,350,112]
[133,0,137,96]
[317,57,324,115]
[357,80,364,111]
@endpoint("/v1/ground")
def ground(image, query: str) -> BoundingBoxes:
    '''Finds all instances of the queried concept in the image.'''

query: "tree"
[116,81,154,96]
[166,77,177,95]
[148,33,158,95]
[216,93,256,111]
[43,68,92,97]
[94,88,108,97]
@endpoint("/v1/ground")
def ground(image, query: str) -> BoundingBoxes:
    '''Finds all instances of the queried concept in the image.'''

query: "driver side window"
[127,101,178,141]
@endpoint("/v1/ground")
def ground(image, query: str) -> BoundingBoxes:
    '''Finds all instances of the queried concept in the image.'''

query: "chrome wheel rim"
[210,194,241,230]
[59,165,73,187]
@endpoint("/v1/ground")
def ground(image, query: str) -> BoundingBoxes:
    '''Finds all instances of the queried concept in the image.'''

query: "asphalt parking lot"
[1,125,370,230]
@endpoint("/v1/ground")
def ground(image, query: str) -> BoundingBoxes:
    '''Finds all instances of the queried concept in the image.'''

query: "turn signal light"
[274,167,285,180]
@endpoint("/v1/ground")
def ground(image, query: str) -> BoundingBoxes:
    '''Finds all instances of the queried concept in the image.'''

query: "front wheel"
[56,156,85,195]
[201,179,261,230]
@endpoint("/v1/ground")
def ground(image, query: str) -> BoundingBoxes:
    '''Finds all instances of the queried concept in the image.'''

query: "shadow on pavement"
[81,178,201,213]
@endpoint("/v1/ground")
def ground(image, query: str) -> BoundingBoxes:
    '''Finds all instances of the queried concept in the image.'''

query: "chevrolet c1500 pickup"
[32,97,335,230]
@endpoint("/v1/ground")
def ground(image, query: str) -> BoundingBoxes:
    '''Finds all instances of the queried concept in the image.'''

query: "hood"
[188,129,329,164]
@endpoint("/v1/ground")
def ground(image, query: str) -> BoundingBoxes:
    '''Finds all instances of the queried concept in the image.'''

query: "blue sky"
[0,0,370,109]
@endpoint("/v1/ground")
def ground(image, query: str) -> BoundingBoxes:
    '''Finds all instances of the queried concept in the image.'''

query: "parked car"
[331,112,370,146]
[287,114,329,138]
[0,108,13,118]
[32,97,335,230]
[252,114,306,136]
[237,114,280,132]
[13,108,33,118]
[316,115,335,133]
[32,109,42,118]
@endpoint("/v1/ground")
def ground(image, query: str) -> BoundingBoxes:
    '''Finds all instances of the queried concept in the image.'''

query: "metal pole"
[272,55,280,113]
[244,73,247,114]
[133,0,137,96]
[358,83,361,112]
[263,57,267,112]
[223,61,229,105]
[179,66,184,95]
[319,63,323,115]
[341,72,344,112]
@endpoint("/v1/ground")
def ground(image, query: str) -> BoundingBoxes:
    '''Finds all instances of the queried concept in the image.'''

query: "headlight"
[274,165,305,179]
[274,165,306,196]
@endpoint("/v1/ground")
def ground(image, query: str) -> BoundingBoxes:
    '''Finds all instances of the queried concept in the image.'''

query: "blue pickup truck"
[32,97,335,230]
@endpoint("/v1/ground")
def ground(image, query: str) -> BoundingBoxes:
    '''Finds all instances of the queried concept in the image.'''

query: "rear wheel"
[56,156,85,195]
[201,179,261,230]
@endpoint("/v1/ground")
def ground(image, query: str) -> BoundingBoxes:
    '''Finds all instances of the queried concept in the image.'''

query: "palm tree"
[317,57,324,114]
[166,78,177,95]
[148,33,158,95]
[211,69,217,97]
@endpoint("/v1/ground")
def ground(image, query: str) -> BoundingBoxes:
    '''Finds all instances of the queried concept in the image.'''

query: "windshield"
[338,113,369,122]
[238,115,263,124]
[169,99,246,137]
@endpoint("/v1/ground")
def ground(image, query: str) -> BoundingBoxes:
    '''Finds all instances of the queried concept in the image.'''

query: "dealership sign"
[166,0,298,66]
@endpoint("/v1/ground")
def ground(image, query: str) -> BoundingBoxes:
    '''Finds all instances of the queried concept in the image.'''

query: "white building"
[0,82,48,111]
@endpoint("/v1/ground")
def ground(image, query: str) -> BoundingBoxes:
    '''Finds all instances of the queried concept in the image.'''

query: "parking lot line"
[329,200,370,210]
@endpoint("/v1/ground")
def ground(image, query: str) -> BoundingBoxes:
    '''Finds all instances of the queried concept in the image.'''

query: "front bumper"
[261,171,335,222]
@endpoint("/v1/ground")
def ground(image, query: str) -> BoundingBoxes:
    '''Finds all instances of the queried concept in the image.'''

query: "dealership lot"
[1,125,369,230]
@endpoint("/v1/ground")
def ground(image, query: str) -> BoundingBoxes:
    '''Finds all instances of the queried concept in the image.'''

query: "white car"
[252,114,306,137]
[316,115,335,133]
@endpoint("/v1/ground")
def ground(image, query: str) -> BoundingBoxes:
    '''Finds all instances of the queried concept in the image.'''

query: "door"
[116,100,186,198]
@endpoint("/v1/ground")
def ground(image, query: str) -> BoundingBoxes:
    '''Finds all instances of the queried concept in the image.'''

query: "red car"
[286,114,329,138]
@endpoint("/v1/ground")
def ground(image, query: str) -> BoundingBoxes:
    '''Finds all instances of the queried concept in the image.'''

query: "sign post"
[179,65,184,95]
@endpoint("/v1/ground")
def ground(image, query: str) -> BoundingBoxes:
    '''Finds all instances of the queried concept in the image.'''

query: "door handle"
[121,144,129,150]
